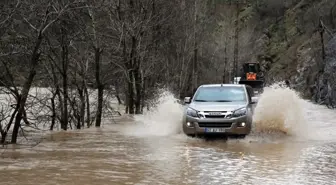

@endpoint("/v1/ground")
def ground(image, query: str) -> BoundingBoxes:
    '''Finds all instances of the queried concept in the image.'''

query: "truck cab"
[238,62,264,95]
[182,84,257,137]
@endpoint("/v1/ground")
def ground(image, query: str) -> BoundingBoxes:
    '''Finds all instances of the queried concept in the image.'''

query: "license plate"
[208,112,222,116]
[205,128,226,133]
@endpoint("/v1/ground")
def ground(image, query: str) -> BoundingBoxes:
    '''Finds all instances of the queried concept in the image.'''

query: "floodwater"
[1,84,336,185]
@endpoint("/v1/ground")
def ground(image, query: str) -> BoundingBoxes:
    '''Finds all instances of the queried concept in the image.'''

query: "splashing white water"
[123,90,184,137]
[252,82,306,137]
[123,83,311,140]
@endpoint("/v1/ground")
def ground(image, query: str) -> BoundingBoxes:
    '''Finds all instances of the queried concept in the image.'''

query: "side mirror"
[184,97,191,104]
[251,97,258,104]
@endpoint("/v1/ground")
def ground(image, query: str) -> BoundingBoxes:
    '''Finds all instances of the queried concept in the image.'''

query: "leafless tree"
[2,0,335,145]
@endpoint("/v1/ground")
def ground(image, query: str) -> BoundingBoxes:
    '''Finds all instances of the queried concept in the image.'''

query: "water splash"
[123,90,184,137]
[251,82,306,137]
[123,83,309,141]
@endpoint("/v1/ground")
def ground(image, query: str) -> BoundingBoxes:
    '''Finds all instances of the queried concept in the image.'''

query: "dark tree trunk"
[11,33,43,144]
[141,76,146,113]
[56,86,64,127]
[127,70,134,114]
[96,85,104,127]
[319,19,326,66]
[50,64,59,131]
[84,84,90,128]
[94,47,104,127]
[50,92,57,131]
[127,36,136,114]
[2,103,19,143]
[125,86,129,114]
[134,62,142,114]
[61,33,69,131]
[12,71,37,143]
[79,84,85,128]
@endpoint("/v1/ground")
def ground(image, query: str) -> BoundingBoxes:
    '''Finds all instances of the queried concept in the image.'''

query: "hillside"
[221,0,336,106]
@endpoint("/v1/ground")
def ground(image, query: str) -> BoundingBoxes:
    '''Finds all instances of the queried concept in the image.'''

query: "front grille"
[203,111,228,119]
[204,111,227,113]
[198,122,232,128]
[205,115,226,119]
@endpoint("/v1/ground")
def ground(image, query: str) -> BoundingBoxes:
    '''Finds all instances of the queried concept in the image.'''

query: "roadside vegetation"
[1,0,335,144]
[0,0,219,144]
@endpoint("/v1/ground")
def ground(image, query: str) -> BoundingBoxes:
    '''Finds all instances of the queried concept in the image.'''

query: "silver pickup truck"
[182,84,258,137]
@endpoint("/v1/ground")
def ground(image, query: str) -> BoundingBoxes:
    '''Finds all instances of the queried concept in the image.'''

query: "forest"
[1,0,336,144]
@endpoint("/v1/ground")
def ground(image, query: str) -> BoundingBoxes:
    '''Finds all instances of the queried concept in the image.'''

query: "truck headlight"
[232,107,247,117]
[187,108,199,117]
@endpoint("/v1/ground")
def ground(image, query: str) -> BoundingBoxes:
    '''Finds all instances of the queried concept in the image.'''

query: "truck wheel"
[237,134,246,139]
[232,134,246,139]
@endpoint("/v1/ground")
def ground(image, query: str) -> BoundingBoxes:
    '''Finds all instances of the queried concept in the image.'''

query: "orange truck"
[238,62,264,95]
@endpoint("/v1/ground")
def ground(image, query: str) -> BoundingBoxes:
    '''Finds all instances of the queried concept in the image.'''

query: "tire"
[229,134,246,139]
[237,134,246,139]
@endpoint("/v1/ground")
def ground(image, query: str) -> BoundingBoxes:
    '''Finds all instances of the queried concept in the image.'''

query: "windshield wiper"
[194,99,208,102]
[214,100,232,102]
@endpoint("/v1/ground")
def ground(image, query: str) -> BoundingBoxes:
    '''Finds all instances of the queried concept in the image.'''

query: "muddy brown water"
[1,88,336,185]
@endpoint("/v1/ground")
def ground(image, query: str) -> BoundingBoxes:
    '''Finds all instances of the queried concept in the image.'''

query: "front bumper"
[183,115,251,136]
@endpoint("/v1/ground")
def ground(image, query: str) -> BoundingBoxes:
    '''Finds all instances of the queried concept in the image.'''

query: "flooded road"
[1,86,336,185]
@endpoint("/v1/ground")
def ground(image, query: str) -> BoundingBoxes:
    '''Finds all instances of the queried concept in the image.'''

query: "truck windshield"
[193,86,247,102]
[244,64,259,73]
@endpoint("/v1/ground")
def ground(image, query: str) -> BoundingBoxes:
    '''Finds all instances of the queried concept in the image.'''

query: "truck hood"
[188,101,247,112]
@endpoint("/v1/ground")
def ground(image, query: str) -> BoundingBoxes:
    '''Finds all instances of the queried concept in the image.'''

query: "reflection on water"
[0,88,336,185]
